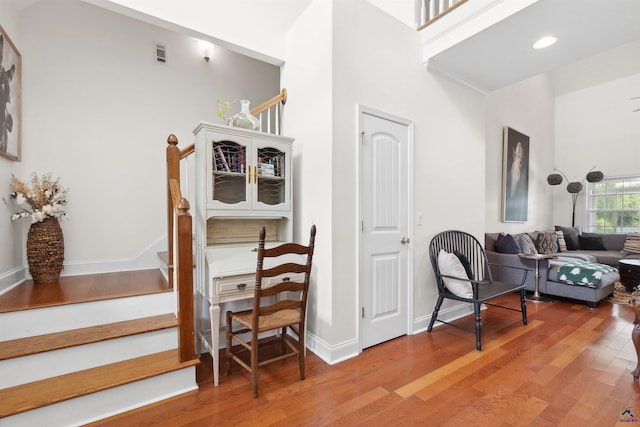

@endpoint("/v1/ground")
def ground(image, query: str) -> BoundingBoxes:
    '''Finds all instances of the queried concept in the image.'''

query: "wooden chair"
[428,230,528,351]
[226,224,316,397]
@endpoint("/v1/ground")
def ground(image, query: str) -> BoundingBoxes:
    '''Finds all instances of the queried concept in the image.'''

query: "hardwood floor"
[90,294,640,426]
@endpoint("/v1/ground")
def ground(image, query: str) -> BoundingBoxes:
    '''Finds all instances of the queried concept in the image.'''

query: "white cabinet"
[192,122,295,387]
[194,123,293,214]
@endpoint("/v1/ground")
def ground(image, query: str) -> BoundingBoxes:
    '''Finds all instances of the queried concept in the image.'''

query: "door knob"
[401,237,410,245]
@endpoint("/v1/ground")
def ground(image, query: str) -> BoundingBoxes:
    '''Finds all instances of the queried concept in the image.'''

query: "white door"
[359,106,412,349]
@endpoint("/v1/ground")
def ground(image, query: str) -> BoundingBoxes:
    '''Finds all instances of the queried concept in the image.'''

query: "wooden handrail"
[166,134,196,363]
[169,179,182,208]
[180,144,195,159]
[250,88,287,117]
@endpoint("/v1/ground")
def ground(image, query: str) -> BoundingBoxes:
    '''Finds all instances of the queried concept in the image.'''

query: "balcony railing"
[417,0,468,29]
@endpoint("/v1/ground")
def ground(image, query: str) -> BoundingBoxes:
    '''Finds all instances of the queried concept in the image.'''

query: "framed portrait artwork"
[0,24,21,161]
[502,127,529,222]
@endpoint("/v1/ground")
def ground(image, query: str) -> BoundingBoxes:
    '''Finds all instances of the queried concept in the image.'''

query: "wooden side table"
[519,253,555,303]
[619,259,640,293]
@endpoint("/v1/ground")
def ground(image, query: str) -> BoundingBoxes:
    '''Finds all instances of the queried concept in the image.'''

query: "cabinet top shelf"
[212,171,245,177]
[211,171,286,181]
[193,121,294,143]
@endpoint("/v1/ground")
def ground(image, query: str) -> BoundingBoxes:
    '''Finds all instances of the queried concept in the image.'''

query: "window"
[586,175,640,232]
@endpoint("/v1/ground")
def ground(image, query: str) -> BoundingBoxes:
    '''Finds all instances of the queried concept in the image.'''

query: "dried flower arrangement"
[4,173,68,223]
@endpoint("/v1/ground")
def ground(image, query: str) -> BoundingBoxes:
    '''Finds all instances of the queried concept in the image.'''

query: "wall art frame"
[502,126,529,222]
[0,24,21,162]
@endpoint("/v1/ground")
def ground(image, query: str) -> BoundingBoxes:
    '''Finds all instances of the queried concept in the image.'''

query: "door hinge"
[361,220,365,232]
[360,131,365,145]
[362,307,365,318]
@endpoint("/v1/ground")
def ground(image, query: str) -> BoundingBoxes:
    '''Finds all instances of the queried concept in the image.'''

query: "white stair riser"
[0,328,178,389]
[0,366,197,427]
[0,292,174,341]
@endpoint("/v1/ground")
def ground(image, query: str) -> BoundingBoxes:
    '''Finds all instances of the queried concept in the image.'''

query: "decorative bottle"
[229,99,260,131]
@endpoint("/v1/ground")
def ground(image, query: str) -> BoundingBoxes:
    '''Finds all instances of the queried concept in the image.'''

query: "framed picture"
[0,24,21,161]
[502,127,529,222]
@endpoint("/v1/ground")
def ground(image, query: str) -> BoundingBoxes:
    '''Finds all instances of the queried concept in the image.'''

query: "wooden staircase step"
[0,314,178,361]
[0,270,171,314]
[0,349,199,418]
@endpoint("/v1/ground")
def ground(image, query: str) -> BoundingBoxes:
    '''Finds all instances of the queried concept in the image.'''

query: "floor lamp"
[547,168,604,227]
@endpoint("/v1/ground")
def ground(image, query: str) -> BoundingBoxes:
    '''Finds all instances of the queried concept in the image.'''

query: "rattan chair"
[226,224,316,397]
[428,230,528,351]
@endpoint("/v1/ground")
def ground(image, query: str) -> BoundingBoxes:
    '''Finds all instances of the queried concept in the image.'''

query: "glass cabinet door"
[254,142,290,211]
[209,138,251,209]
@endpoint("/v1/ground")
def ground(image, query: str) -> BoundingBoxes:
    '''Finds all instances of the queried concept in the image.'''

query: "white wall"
[555,72,640,228]
[0,0,26,288]
[284,0,485,358]
[485,73,556,234]
[86,0,313,64]
[1,0,279,286]
[281,0,335,350]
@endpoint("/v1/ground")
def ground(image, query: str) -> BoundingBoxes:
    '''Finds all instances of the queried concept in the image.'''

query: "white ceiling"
[12,0,640,94]
[427,0,640,93]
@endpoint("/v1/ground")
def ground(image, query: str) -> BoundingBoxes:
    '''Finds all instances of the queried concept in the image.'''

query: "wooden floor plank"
[81,293,640,426]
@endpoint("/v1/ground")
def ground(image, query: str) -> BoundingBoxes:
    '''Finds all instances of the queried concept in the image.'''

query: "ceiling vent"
[154,42,167,64]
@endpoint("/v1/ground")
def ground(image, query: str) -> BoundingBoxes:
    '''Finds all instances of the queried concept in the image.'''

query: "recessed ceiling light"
[533,36,558,50]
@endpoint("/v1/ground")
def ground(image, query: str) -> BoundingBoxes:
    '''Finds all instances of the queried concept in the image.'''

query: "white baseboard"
[304,301,477,366]
[305,331,359,365]
[0,267,26,296]
[412,303,478,335]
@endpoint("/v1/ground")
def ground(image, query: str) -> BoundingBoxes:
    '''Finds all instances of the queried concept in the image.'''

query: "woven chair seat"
[231,309,302,333]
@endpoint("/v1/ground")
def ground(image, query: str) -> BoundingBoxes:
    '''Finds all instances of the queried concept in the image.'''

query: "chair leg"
[520,289,528,325]
[474,302,482,351]
[251,332,259,398]
[281,327,287,355]
[428,295,444,332]
[298,325,305,381]
[225,312,232,376]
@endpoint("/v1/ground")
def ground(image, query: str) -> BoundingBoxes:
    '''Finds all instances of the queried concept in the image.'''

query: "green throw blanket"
[557,260,617,288]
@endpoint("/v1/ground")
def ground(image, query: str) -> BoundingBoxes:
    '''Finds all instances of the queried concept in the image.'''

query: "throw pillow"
[437,249,473,298]
[555,225,581,250]
[515,233,538,255]
[535,231,559,254]
[453,250,474,281]
[555,230,568,252]
[622,232,640,254]
[578,235,606,250]
[494,234,521,254]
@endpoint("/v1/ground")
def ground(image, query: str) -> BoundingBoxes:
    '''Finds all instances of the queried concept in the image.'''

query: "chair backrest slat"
[429,230,489,290]
[253,225,316,329]
[261,263,308,278]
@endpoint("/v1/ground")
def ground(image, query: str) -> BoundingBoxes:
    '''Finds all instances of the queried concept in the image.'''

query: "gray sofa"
[484,229,638,308]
